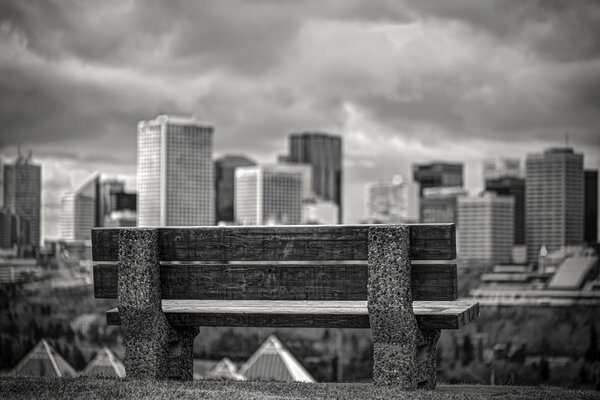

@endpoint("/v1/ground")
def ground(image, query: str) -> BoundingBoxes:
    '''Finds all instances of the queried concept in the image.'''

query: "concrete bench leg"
[367,225,425,389]
[166,326,199,380]
[416,328,440,389]
[118,228,175,379]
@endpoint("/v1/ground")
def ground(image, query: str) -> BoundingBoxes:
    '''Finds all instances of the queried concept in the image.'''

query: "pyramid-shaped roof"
[205,357,246,380]
[239,335,315,383]
[10,339,77,378]
[81,347,126,378]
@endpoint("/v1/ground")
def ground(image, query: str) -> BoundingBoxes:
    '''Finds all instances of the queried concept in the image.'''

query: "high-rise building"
[235,164,304,225]
[485,177,525,245]
[288,132,342,222]
[413,162,463,197]
[420,187,467,225]
[458,193,514,265]
[99,179,125,221]
[526,147,584,262]
[0,207,30,254]
[59,174,100,241]
[137,115,214,226]
[365,175,418,223]
[98,178,136,226]
[3,151,41,248]
[214,155,256,224]
[584,170,598,245]
[483,158,522,180]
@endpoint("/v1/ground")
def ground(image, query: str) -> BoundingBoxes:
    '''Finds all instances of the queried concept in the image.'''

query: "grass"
[1,377,599,400]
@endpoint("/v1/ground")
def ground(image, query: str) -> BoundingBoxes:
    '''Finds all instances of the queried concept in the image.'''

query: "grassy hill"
[1,377,598,400]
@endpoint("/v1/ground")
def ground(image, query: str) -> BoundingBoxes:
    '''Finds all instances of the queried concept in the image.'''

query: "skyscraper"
[413,162,463,196]
[485,177,525,245]
[458,193,514,266]
[526,147,584,262]
[137,115,214,226]
[214,155,256,224]
[3,151,41,249]
[235,164,304,225]
[584,170,598,245]
[59,173,100,241]
[288,132,342,223]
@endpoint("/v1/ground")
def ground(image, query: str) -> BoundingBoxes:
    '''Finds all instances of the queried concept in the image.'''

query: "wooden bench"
[91,224,478,389]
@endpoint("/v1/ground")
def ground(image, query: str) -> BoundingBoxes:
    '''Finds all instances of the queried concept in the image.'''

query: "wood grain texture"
[105,300,479,329]
[91,224,456,262]
[93,263,457,301]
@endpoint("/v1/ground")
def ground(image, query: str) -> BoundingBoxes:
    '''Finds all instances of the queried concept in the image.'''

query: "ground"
[0,377,598,400]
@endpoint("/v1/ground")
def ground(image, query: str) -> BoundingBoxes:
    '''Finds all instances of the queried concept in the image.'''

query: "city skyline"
[1,1,600,239]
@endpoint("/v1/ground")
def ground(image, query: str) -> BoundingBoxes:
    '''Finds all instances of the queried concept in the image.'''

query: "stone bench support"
[117,228,197,380]
[367,225,440,389]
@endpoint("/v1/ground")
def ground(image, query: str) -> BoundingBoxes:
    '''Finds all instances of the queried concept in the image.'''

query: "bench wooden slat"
[105,300,478,330]
[93,263,457,301]
[91,224,456,262]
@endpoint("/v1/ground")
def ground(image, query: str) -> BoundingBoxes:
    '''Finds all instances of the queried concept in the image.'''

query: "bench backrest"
[92,224,457,302]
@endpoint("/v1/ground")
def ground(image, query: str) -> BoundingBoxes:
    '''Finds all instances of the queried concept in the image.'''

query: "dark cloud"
[0,0,599,234]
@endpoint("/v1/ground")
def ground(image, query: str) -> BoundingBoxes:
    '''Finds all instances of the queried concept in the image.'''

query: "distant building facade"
[413,162,463,197]
[214,155,256,224]
[302,199,339,225]
[526,147,584,262]
[584,170,598,245]
[288,132,342,222]
[365,175,418,223]
[235,164,304,225]
[458,193,514,265]
[420,187,467,225]
[137,115,214,226]
[59,174,99,241]
[485,177,525,245]
[483,158,522,180]
[3,152,41,248]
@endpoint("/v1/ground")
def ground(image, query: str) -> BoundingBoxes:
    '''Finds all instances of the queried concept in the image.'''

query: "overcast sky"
[1,0,599,239]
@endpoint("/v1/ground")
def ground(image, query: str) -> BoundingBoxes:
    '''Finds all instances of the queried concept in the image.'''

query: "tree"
[584,325,600,363]
[462,335,474,366]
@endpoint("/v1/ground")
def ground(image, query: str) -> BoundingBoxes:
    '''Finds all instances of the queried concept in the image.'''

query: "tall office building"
[59,174,100,241]
[458,193,514,265]
[526,147,584,262]
[288,132,342,222]
[413,162,463,197]
[420,187,467,225]
[584,170,598,245]
[235,164,304,225]
[485,177,525,245]
[3,151,41,248]
[214,155,256,224]
[98,178,136,226]
[0,207,30,253]
[137,115,214,226]
[365,175,418,223]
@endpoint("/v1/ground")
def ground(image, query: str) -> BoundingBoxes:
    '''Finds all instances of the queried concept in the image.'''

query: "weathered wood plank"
[91,224,456,262]
[93,263,457,301]
[105,300,478,329]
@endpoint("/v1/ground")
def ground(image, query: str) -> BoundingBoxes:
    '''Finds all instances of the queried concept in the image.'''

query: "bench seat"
[106,299,479,330]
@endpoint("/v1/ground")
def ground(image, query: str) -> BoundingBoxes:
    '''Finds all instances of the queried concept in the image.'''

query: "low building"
[81,347,126,378]
[238,335,315,383]
[10,339,77,378]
